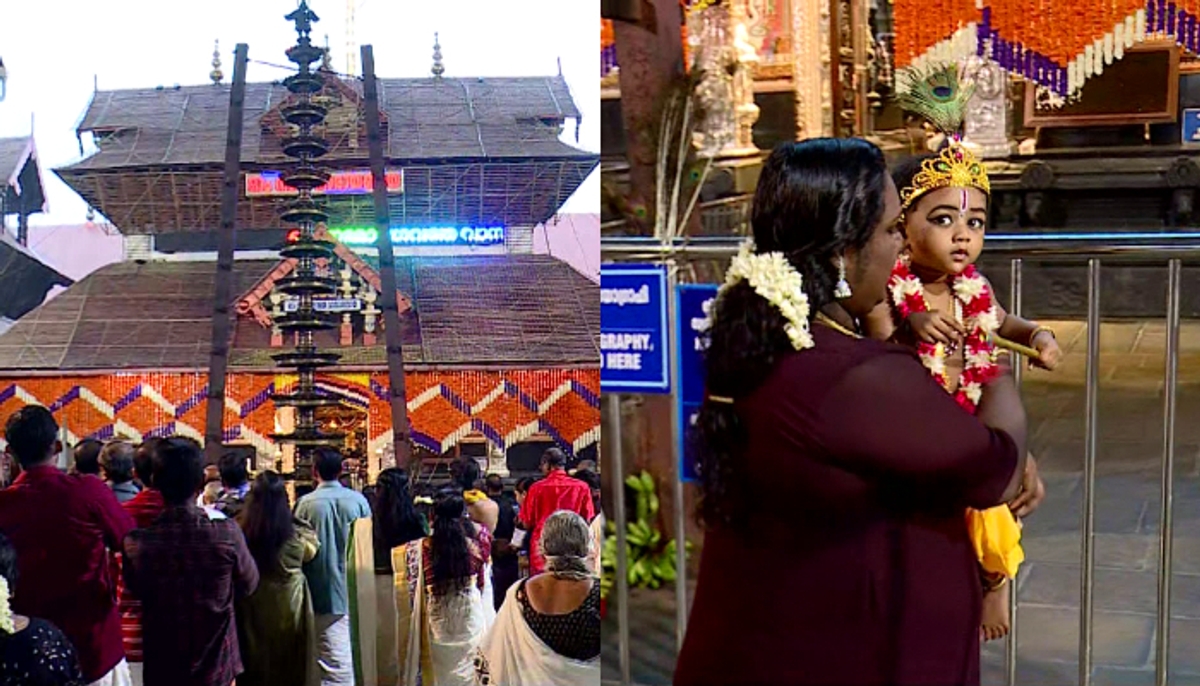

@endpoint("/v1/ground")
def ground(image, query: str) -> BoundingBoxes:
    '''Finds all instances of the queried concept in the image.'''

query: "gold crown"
[899,142,991,211]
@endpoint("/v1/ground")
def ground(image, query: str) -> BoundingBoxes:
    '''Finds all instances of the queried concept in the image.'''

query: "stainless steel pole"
[1007,257,1023,686]
[606,393,632,686]
[1080,258,1101,686]
[667,263,690,651]
[1155,258,1182,686]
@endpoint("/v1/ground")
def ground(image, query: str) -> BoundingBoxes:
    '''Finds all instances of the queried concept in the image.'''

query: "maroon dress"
[674,327,1019,686]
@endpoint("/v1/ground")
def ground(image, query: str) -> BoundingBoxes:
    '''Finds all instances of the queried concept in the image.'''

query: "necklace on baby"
[888,260,1002,412]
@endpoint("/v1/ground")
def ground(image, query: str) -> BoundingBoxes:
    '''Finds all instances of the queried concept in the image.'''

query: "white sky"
[0,0,599,228]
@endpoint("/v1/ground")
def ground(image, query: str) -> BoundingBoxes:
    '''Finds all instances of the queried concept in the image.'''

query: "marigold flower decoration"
[0,576,14,634]
[719,240,814,351]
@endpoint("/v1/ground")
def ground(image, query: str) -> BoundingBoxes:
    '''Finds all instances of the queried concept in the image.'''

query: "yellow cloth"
[464,489,489,505]
[966,504,1024,579]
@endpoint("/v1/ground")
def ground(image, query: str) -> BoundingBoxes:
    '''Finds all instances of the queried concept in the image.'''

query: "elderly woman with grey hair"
[473,510,599,685]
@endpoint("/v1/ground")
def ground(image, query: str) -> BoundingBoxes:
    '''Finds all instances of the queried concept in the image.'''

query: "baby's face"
[903,186,988,277]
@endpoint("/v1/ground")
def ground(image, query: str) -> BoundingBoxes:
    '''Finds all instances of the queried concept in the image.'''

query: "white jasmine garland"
[890,276,923,306]
[966,348,995,368]
[962,381,983,406]
[0,577,14,634]
[973,307,1001,336]
[720,240,814,351]
[920,345,947,376]
[953,273,987,302]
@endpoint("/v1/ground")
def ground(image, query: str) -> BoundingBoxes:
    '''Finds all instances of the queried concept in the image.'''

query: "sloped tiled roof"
[0,137,32,187]
[0,229,72,322]
[61,76,589,171]
[0,253,598,372]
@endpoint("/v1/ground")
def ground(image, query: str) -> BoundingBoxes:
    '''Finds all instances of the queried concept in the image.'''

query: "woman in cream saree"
[384,489,493,686]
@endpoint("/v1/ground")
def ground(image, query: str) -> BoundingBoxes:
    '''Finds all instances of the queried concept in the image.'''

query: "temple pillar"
[793,0,834,139]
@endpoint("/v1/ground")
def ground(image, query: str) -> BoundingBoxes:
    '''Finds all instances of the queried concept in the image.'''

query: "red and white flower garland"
[888,261,1002,412]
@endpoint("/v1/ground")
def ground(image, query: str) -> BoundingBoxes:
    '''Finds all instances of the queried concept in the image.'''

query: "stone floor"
[602,320,1200,686]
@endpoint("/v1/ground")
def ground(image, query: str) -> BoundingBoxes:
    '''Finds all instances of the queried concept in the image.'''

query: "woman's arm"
[975,371,1029,502]
[816,348,1025,510]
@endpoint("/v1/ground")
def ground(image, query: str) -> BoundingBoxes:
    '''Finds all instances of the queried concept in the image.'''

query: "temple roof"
[1,136,45,216]
[0,253,598,372]
[54,76,597,233]
[62,76,588,169]
[0,230,72,322]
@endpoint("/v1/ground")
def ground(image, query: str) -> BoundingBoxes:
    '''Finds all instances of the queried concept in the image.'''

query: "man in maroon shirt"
[116,438,166,684]
[123,436,258,686]
[519,448,595,575]
[0,406,136,683]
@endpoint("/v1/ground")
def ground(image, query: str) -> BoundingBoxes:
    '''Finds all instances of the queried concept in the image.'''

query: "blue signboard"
[675,284,719,482]
[1184,108,1200,144]
[600,265,670,394]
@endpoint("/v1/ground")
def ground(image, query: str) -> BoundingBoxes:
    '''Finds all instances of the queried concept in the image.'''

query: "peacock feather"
[896,64,975,137]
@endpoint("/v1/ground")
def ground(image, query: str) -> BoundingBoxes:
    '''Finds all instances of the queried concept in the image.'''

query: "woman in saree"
[385,487,493,686]
[347,468,429,685]
[235,470,321,686]
[474,510,600,686]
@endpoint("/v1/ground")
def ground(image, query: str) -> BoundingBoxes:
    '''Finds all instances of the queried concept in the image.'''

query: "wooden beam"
[204,43,250,464]
[362,44,413,468]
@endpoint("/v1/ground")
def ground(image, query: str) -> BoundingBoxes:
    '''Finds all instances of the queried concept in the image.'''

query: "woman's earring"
[834,256,852,299]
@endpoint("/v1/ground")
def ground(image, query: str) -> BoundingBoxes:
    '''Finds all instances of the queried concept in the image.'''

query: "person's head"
[313,448,344,483]
[449,457,480,492]
[696,138,901,529]
[539,510,594,576]
[133,438,162,487]
[571,459,597,474]
[153,436,205,506]
[100,441,136,484]
[573,469,602,513]
[202,481,222,506]
[893,149,990,278]
[484,473,504,496]
[0,532,17,593]
[515,476,537,505]
[374,467,424,546]
[540,448,567,475]
[4,406,61,469]
[73,439,103,476]
[240,470,295,571]
[429,487,473,596]
[218,451,249,490]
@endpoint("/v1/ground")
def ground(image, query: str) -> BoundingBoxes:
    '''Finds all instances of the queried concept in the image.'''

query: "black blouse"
[517,579,600,661]
[0,618,85,686]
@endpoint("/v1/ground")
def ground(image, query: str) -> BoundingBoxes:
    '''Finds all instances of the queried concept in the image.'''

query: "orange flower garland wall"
[0,369,602,460]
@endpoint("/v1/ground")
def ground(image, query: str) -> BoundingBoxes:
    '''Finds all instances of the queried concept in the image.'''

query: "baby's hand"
[1031,331,1061,371]
[907,311,965,345]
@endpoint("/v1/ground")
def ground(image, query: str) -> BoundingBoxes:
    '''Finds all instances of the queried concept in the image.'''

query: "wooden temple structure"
[0,62,600,479]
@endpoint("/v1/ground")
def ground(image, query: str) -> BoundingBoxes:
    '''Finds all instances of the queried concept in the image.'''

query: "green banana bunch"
[597,470,699,591]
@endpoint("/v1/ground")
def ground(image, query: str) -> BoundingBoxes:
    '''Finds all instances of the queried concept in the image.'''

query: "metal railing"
[601,233,1200,686]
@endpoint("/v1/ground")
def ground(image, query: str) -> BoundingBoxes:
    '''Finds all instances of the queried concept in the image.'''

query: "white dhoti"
[315,613,355,686]
[87,659,133,686]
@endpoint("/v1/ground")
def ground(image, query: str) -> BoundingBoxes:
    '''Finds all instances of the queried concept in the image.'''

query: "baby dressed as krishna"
[863,65,1060,641]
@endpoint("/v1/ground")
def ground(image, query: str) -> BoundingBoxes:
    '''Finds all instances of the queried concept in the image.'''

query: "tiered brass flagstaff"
[270,0,344,485]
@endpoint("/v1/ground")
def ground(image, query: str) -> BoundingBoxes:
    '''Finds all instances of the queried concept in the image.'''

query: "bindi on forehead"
[959,188,968,216]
